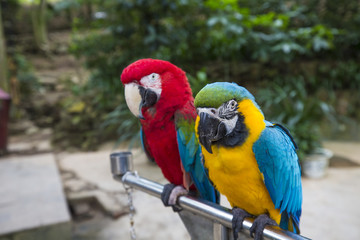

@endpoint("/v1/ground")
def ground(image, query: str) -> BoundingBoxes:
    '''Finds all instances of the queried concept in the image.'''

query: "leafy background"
[3,0,360,159]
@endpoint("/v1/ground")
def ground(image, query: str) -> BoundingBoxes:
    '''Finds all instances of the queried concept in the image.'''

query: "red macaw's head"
[121,59,193,120]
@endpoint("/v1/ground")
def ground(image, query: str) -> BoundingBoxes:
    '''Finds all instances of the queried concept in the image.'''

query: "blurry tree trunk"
[31,0,50,53]
[66,8,76,25]
[317,0,327,18]
[0,3,9,92]
[85,0,93,22]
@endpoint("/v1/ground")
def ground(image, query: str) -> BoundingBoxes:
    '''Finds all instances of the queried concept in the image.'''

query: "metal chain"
[123,172,138,240]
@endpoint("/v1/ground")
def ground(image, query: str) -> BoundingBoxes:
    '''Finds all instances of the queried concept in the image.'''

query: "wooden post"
[0,88,11,155]
[0,4,9,92]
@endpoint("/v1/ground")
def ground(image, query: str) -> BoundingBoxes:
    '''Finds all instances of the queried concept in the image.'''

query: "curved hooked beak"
[197,112,227,154]
[124,83,159,119]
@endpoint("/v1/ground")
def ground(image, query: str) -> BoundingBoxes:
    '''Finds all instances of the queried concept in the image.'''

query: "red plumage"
[121,59,194,186]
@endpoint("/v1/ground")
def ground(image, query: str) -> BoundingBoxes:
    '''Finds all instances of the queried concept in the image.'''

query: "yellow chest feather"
[203,146,276,216]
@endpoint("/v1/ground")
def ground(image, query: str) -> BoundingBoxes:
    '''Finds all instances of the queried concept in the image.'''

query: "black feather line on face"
[215,113,249,148]
[219,99,238,120]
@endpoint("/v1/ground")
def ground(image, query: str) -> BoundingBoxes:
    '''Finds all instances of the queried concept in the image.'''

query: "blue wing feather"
[253,122,302,233]
[140,128,145,152]
[176,124,219,203]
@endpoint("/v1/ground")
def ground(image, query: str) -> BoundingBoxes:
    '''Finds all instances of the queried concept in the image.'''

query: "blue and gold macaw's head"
[194,82,264,154]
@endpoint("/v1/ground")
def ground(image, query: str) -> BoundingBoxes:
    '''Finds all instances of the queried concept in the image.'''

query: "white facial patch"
[197,107,219,119]
[124,82,142,117]
[222,115,238,135]
[140,73,162,96]
[197,107,239,135]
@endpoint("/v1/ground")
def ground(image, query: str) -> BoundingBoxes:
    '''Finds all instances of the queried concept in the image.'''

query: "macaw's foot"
[232,207,252,240]
[160,183,188,212]
[249,214,277,240]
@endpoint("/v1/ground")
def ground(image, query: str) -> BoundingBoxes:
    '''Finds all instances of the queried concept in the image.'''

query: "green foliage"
[11,54,39,98]
[202,0,337,62]
[101,104,141,148]
[53,0,81,12]
[53,79,120,150]
[54,0,360,149]
[256,77,336,160]
[317,61,360,91]
[5,53,39,121]
[188,70,211,96]
[70,0,337,98]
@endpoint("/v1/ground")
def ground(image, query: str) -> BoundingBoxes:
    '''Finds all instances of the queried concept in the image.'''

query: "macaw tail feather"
[280,211,301,234]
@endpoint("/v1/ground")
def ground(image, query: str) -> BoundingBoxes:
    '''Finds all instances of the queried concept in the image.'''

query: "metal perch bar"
[110,152,310,240]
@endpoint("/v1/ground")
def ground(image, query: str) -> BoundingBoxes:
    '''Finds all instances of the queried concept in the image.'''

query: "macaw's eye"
[140,73,162,90]
[229,100,237,110]
[150,73,159,80]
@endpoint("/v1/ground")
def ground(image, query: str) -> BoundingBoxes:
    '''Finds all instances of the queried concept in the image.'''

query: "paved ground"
[301,168,360,240]
[324,141,360,165]
[1,137,360,240]
[0,153,71,239]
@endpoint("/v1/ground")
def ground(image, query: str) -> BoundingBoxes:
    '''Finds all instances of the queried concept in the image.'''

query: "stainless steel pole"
[111,152,310,240]
[114,172,309,240]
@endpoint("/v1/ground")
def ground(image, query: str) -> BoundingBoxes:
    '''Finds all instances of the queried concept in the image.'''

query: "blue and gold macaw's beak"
[124,83,159,120]
[198,112,227,154]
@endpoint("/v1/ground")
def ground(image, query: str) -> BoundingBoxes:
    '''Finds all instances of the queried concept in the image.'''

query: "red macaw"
[120,59,218,208]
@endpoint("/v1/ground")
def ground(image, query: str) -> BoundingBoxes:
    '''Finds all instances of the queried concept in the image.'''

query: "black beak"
[197,112,227,154]
[138,86,159,119]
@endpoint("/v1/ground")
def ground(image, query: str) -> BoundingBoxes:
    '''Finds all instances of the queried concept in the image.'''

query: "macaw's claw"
[232,207,252,240]
[161,183,175,206]
[249,214,278,240]
[161,183,188,212]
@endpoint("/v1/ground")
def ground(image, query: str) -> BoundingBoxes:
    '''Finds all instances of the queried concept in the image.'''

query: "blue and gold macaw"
[194,82,302,240]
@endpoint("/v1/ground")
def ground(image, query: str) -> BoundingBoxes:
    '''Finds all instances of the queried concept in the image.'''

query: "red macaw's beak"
[124,83,159,120]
